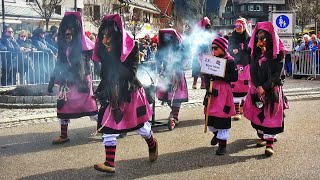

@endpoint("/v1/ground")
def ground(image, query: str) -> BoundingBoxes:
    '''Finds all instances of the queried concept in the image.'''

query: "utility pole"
[74,0,77,12]
[2,0,5,33]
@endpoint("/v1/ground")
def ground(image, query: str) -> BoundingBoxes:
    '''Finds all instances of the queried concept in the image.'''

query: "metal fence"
[0,51,57,86]
[291,50,320,78]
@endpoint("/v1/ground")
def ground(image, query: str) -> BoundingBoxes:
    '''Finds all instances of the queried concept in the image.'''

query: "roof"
[127,0,161,14]
[0,1,63,20]
[238,0,285,4]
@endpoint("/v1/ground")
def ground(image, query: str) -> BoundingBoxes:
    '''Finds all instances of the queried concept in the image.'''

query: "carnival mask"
[65,29,73,43]
[102,20,120,52]
[256,31,267,54]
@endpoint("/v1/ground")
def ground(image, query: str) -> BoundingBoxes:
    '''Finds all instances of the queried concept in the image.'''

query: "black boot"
[216,140,227,155]
[210,132,218,146]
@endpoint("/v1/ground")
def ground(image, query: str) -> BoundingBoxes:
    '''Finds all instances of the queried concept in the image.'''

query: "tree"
[290,0,320,33]
[83,0,115,27]
[28,0,63,31]
[174,0,205,31]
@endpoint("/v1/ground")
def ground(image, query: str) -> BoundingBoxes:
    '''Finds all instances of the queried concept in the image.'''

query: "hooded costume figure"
[192,17,212,89]
[203,37,238,155]
[243,22,288,157]
[92,14,158,174]
[227,17,251,120]
[155,28,188,129]
[47,11,98,144]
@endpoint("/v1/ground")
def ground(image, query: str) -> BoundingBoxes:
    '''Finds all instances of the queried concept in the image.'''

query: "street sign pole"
[2,0,5,34]
[270,11,296,52]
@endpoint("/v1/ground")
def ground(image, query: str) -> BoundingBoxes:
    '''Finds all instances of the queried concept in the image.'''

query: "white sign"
[280,37,294,51]
[272,13,294,35]
[200,55,227,78]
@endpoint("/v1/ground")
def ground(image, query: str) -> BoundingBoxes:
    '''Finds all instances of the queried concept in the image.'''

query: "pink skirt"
[204,80,236,118]
[57,75,98,119]
[100,88,153,132]
[156,72,188,103]
[244,84,285,128]
[231,64,250,94]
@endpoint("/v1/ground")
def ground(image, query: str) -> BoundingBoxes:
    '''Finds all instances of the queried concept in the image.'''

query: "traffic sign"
[272,12,294,35]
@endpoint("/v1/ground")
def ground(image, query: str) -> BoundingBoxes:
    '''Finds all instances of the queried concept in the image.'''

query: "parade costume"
[156,28,188,129]
[243,22,288,156]
[48,12,98,144]
[92,14,158,174]
[192,17,211,89]
[228,18,251,120]
[203,37,238,155]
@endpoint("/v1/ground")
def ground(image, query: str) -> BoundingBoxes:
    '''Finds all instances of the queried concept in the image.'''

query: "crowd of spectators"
[0,25,58,86]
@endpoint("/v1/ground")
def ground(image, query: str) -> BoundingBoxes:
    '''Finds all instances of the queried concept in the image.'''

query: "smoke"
[136,20,217,91]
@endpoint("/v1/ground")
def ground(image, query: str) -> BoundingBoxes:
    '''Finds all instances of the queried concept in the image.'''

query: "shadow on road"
[18,138,267,180]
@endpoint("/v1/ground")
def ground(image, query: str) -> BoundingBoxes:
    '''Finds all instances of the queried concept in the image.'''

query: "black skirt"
[207,116,231,129]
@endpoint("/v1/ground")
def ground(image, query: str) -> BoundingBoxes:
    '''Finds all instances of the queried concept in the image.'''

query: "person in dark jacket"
[0,41,7,85]
[32,27,57,83]
[1,25,23,85]
[16,30,36,84]
[228,18,251,120]
[243,22,288,157]
[46,25,58,49]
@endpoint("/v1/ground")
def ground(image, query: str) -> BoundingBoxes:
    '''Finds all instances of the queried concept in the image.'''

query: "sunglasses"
[212,46,219,50]
[7,31,13,33]
[234,25,243,28]
[20,35,26,37]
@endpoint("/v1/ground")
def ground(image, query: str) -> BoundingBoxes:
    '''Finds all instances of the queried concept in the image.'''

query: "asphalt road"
[1,99,320,180]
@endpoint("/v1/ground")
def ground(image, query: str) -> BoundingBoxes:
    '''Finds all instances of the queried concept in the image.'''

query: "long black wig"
[95,19,126,109]
[57,14,85,84]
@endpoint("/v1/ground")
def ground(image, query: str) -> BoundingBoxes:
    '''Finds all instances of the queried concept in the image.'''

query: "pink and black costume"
[48,12,98,144]
[156,28,188,126]
[92,14,158,174]
[203,37,238,155]
[243,22,288,156]
[228,18,251,118]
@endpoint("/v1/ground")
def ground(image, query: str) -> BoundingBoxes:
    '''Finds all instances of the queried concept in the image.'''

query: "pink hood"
[196,17,210,29]
[158,28,182,46]
[248,21,286,58]
[64,11,95,51]
[92,14,134,63]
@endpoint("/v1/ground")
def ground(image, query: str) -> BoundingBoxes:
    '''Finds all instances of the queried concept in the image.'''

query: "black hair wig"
[252,29,273,60]
[57,14,84,83]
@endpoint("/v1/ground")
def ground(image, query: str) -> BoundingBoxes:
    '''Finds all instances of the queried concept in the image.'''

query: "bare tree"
[290,0,320,33]
[83,0,115,27]
[28,0,64,31]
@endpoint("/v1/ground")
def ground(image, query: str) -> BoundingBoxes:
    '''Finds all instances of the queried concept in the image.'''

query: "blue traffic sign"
[276,15,290,29]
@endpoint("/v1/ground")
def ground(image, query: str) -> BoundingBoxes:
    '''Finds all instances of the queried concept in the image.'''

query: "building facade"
[215,0,286,34]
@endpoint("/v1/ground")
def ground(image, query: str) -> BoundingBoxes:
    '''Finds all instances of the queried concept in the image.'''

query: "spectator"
[0,41,7,86]
[311,40,319,77]
[16,30,36,84]
[46,25,58,49]
[140,41,151,62]
[1,25,23,85]
[31,27,57,83]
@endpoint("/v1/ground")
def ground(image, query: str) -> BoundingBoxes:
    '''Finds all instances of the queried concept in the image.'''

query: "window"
[55,5,61,15]
[249,5,254,11]
[26,0,35,2]
[240,5,245,11]
[225,6,232,12]
[255,5,262,11]
[93,5,101,20]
